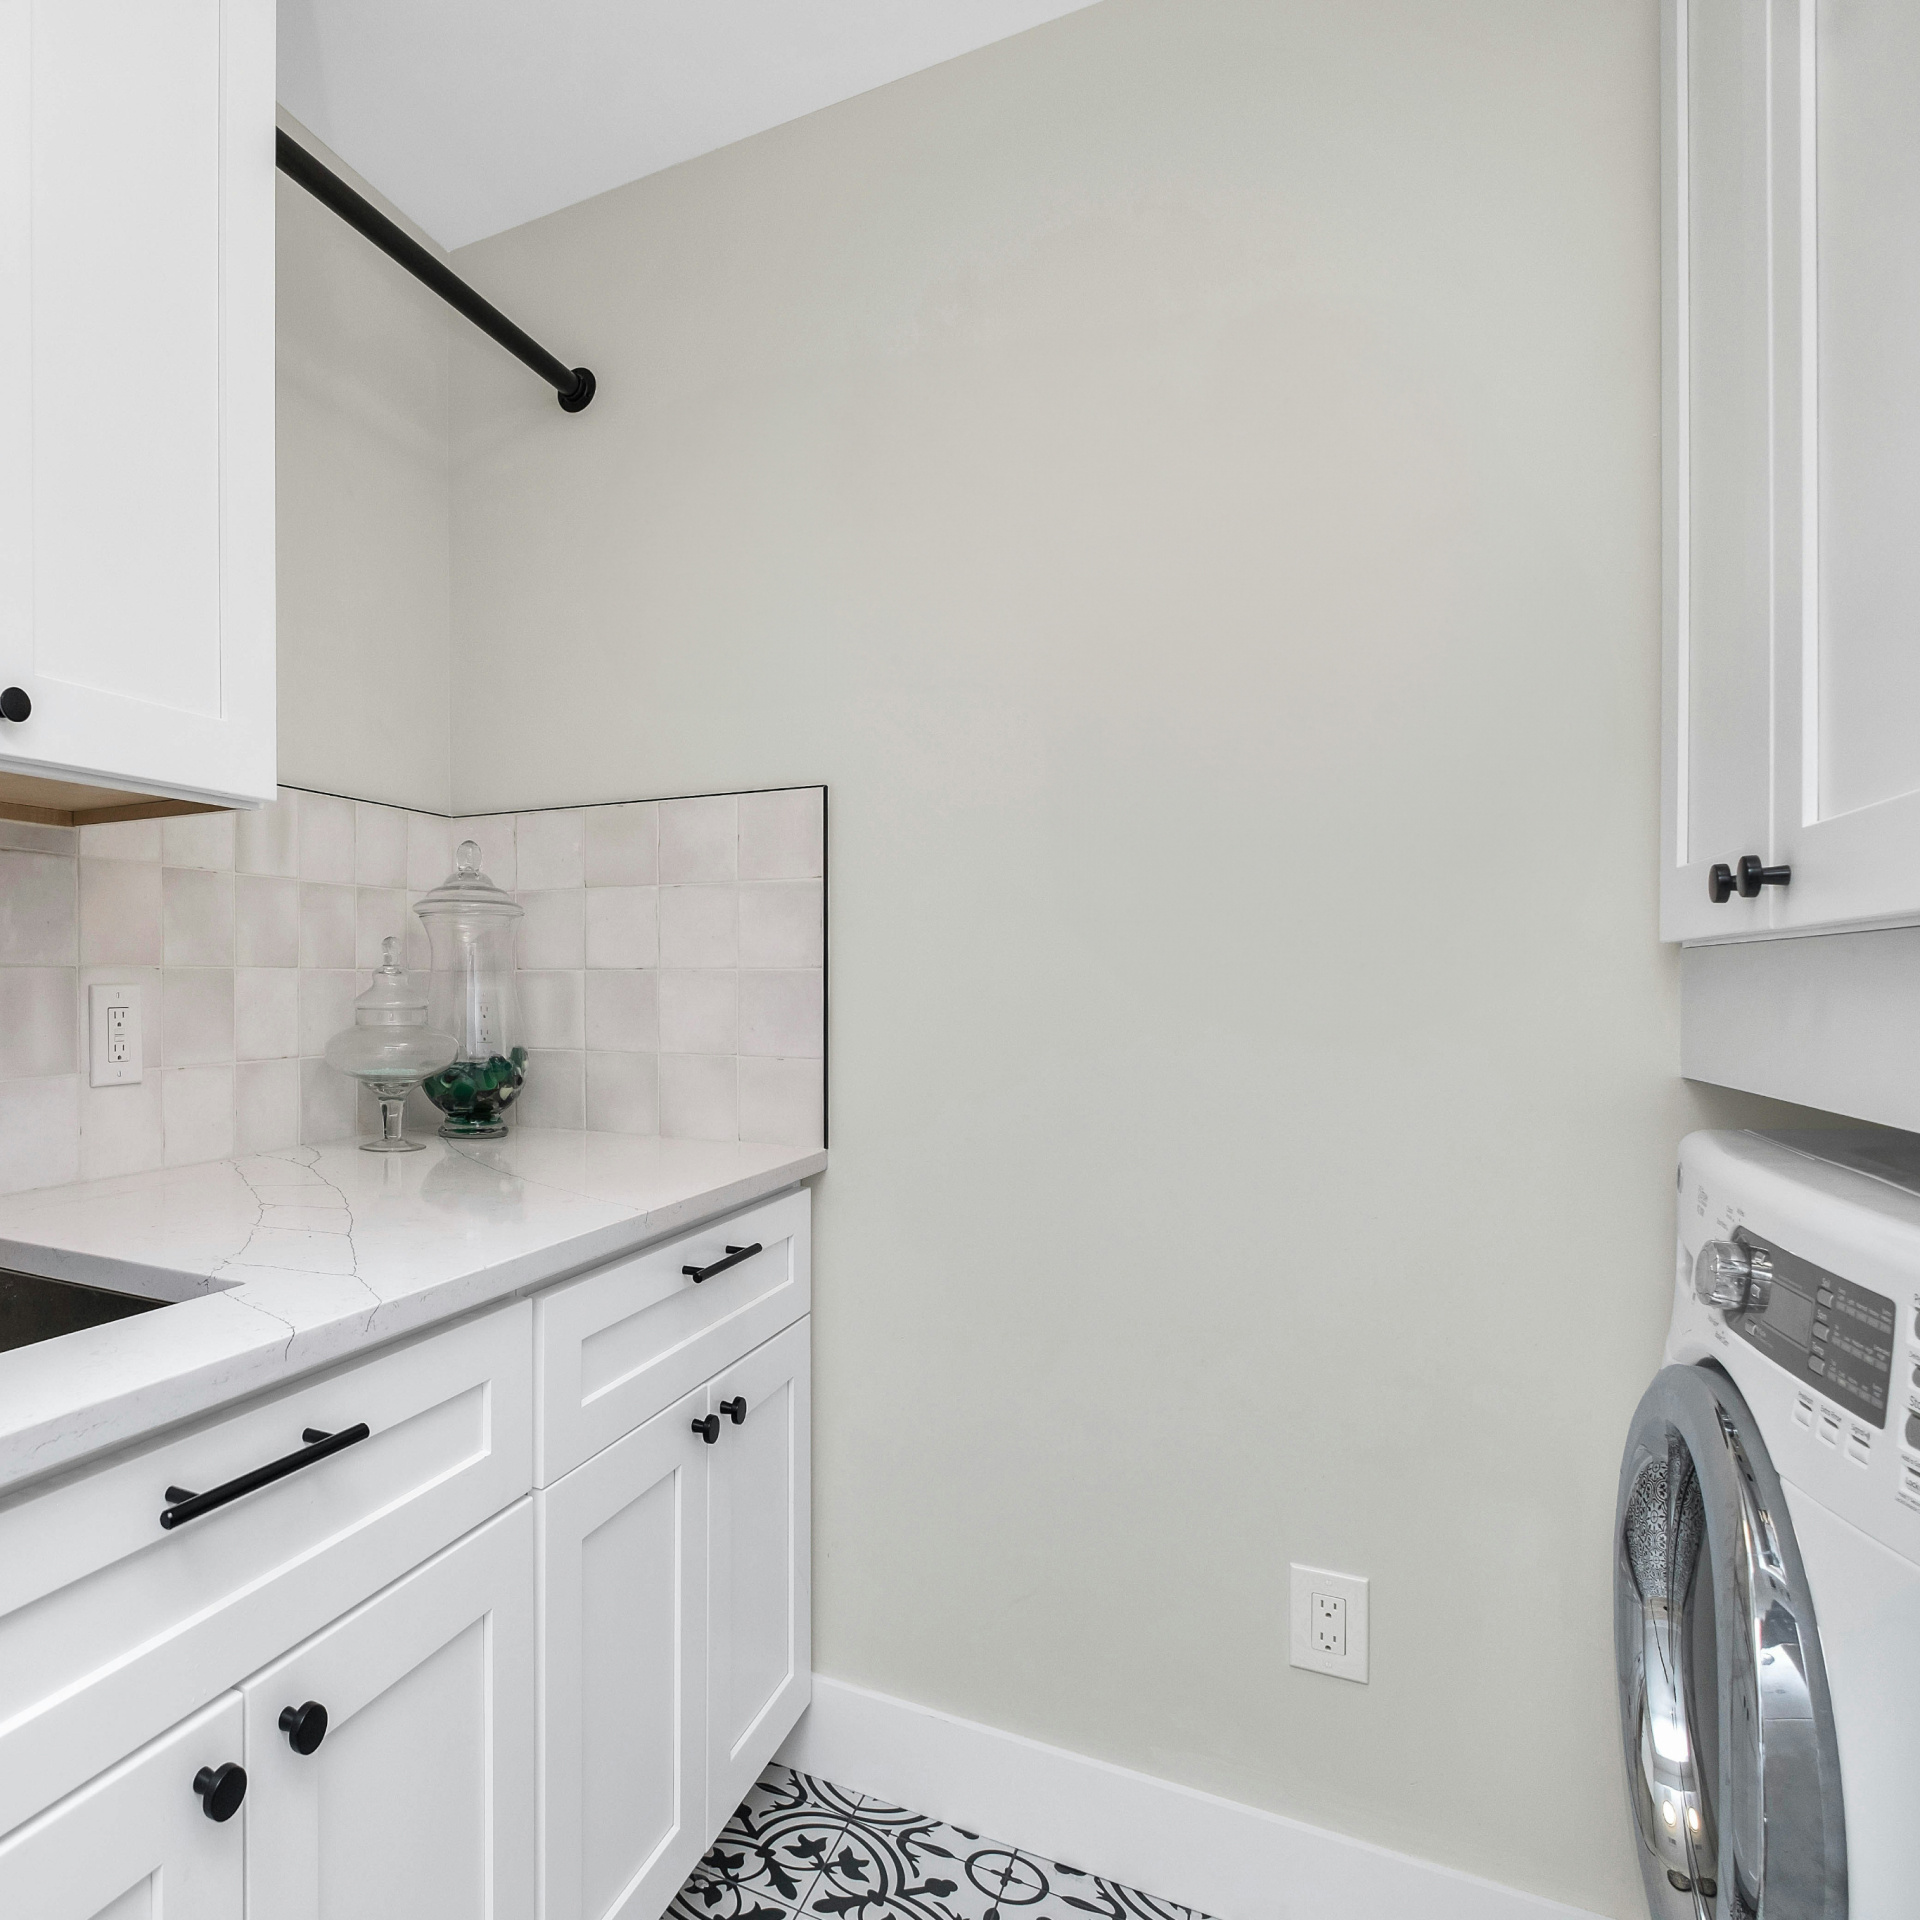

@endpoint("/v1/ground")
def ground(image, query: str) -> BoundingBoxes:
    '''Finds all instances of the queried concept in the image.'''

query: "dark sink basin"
[0,1268,166,1355]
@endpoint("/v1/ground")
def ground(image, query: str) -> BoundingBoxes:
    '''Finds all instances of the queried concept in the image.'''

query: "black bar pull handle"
[682,1243,761,1285]
[160,1423,371,1531]
[274,130,595,413]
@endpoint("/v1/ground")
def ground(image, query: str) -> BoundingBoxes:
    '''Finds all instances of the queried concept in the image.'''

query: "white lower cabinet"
[539,1390,710,1920]
[241,1502,536,1920]
[0,1298,533,1842]
[706,1319,811,1822]
[0,1694,245,1920]
[540,1315,812,1920]
[0,1195,814,1920]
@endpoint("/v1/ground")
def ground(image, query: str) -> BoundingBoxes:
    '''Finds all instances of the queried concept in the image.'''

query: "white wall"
[276,113,452,815]
[440,2,1826,1909]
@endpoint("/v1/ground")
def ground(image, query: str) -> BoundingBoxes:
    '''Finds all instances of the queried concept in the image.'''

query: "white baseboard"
[777,1676,1608,1920]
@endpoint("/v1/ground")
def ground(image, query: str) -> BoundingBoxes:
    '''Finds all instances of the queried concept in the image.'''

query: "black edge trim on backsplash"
[276,781,826,818]
[820,782,829,1152]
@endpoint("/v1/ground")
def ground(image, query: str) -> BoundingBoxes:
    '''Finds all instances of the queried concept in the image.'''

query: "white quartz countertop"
[0,1130,826,1494]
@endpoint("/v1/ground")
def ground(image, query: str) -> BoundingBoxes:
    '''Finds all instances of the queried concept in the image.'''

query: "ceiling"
[279,0,1103,251]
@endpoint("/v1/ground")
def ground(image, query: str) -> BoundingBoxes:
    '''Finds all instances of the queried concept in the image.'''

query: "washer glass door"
[1615,1364,1846,1919]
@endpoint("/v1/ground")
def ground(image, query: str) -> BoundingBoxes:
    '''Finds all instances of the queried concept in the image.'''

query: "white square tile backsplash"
[517,889,587,969]
[739,788,826,882]
[297,792,356,886]
[585,969,657,1051]
[584,886,658,968]
[660,885,739,968]
[352,802,408,888]
[515,809,586,891]
[659,795,738,884]
[236,873,300,968]
[659,970,739,1055]
[0,786,825,1195]
[584,802,658,886]
[162,868,234,968]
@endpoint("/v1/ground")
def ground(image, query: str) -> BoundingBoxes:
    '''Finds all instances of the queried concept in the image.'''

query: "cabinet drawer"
[0,1298,531,1840]
[536,1190,809,1484]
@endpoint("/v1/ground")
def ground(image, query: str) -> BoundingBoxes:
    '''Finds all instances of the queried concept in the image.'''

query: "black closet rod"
[275,129,596,413]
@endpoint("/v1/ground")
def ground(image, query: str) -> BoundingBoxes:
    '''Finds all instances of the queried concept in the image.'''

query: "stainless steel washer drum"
[1615,1364,1846,1919]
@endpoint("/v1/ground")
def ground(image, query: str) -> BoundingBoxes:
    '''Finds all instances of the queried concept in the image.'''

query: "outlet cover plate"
[1290,1563,1368,1683]
[88,981,144,1087]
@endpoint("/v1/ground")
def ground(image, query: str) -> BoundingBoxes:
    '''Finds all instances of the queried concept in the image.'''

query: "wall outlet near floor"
[1290,1564,1368,1683]
[88,982,143,1087]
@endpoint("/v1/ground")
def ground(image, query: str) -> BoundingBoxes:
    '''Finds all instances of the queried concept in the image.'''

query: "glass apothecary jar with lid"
[413,839,527,1138]
[321,937,458,1152]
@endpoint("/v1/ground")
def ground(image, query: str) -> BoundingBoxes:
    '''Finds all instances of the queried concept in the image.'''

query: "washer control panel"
[1725,1228,1896,1428]
[1673,1129,1920,1559]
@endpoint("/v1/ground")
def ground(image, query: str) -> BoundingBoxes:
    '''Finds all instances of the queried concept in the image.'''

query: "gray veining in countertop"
[0,1129,825,1493]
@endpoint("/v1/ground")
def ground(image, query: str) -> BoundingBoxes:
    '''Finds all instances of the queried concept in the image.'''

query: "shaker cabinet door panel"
[0,0,274,805]
[240,1503,536,1920]
[1668,0,1920,937]
[539,1388,709,1920]
[1661,0,1778,940]
[0,1695,244,1920]
[706,1318,811,1819]
[1770,0,1920,928]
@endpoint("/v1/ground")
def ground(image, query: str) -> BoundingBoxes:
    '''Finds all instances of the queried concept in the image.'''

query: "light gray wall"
[441,2,1824,1907]
[276,112,452,815]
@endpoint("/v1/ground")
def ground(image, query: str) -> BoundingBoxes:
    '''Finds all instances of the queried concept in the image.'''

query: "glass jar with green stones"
[413,840,528,1138]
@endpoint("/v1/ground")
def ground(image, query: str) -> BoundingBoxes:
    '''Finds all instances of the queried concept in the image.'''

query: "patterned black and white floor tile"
[670,1765,1215,1920]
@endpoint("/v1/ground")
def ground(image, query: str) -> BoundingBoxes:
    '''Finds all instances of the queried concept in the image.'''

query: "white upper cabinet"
[0,0,275,807]
[1663,0,1776,942]
[1772,0,1920,929]
[1664,0,1920,940]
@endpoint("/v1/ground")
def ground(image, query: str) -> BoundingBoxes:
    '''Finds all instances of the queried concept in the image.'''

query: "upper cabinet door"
[0,0,274,806]
[1769,0,1920,928]
[1662,0,1780,941]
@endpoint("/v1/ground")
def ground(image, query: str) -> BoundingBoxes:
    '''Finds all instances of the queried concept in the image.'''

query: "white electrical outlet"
[88,982,144,1087]
[1313,1591,1346,1655]
[1290,1564,1368,1683]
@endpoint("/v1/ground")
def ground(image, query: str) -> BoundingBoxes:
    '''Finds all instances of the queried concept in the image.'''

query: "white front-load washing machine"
[1617,1130,1920,1918]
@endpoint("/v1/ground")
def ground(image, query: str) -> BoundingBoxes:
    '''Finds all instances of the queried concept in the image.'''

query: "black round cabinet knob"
[193,1762,248,1822]
[1737,853,1792,896]
[0,687,30,723]
[720,1397,748,1425]
[1708,862,1736,903]
[278,1700,329,1755]
[692,1413,721,1444]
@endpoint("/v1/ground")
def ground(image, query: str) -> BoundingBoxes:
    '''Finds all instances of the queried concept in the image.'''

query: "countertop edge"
[0,1145,825,1498]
